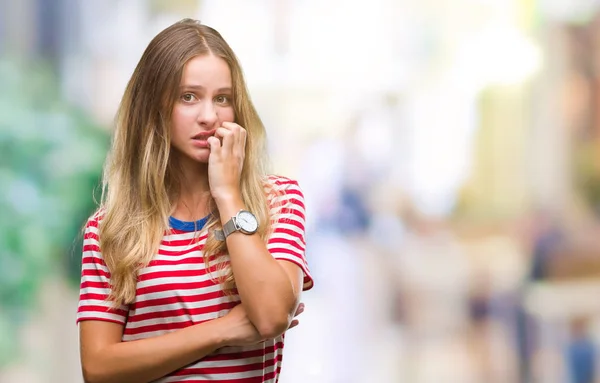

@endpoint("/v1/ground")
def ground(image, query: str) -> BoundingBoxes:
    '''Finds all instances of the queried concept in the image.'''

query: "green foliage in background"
[0,58,109,366]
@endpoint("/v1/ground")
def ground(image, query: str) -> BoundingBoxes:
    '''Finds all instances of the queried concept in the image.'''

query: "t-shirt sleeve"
[267,178,314,291]
[76,217,129,325]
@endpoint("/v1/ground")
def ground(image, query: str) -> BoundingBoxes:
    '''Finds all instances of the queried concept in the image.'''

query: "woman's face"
[171,54,235,164]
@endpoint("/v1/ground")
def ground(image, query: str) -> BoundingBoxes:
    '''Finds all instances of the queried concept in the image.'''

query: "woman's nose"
[197,101,218,126]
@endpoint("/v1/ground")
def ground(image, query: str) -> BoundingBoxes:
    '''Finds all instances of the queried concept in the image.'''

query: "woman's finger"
[288,319,299,330]
[222,122,246,154]
[215,127,235,153]
[294,303,305,316]
[207,136,220,151]
[238,127,247,155]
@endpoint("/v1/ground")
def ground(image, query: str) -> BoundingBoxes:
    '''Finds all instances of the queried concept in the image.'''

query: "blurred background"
[2,0,600,382]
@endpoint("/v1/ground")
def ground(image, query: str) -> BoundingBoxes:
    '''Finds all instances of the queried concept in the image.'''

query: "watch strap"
[214,217,238,241]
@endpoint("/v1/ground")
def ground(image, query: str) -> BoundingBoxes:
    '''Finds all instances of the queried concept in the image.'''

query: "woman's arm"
[79,302,294,383]
[208,123,313,338]
[216,194,304,338]
[80,318,226,383]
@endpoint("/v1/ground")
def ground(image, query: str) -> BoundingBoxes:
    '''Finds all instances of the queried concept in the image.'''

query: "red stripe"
[278,187,303,197]
[303,275,313,288]
[123,320,194,335]
[286,197,305,210]
[273,219,304,232]
[268,237,305,252]
[84,231,99,241]
[79,292,110,301]
[83,244,101,253]
[156,378,264,383]
[268,247,303,259]
[271,227,304,240]
[80,280,110,290]
[275,208,305,222]
[172,362,267,376]
[77,305,127,317]
[76,317,125,326]
[171,355,281,376]
[269,229,304,244]
[135,280,221,295]
[81,255,107,267]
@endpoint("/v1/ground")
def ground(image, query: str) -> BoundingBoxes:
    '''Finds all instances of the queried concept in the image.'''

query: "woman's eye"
[215,95,231,105]
[181,93,196,102]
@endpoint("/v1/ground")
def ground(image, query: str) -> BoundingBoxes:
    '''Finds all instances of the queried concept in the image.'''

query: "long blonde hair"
[99,19,272,306]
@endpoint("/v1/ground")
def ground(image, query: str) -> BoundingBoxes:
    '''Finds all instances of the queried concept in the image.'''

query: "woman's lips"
[192,129,217,139]
[192,129,216,148]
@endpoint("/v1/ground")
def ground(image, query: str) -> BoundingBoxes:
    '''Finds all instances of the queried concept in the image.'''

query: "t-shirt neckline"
[169,214,211,232]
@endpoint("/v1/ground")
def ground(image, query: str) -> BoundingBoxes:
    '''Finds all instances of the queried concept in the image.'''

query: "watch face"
[237,210,258,233]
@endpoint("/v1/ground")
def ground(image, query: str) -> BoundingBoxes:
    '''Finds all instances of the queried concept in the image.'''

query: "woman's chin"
[179,152,210,166]
[192,155,210,164]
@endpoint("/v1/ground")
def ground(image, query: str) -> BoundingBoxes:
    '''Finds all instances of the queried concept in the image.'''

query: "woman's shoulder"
[263,175,305,204]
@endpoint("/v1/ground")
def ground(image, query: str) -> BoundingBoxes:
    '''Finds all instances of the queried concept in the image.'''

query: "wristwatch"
[214,210,259,241]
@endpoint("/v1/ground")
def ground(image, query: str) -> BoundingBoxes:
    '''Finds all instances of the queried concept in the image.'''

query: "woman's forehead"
[180,55,232,90]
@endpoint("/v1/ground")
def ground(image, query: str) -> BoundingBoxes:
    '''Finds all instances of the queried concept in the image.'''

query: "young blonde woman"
[77,19,313,383]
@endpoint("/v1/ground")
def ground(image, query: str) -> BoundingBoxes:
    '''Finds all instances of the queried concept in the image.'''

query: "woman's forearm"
[82,318,229,383]
[217,196,298,338]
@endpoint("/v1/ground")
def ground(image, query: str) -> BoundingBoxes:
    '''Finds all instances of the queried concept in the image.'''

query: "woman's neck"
[172,160,212,221]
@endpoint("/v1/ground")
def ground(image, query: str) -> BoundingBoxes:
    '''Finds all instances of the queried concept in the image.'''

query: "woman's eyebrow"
[180,85,232,93]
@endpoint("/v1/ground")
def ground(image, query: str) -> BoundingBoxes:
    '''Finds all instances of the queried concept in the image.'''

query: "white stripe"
[79,286,110,297]
[81,262,109,274]
[122,329,173,341]
[77,298,116,308]
[86,225,99,235]
[77,311,125,323]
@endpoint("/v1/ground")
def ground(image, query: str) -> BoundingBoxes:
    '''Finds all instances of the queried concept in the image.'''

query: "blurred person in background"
[567,317,596,383]
[76,19,313,383]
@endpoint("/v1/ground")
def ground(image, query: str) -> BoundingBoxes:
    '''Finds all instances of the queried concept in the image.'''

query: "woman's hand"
[221,302,305,347]
[207,122,246,202]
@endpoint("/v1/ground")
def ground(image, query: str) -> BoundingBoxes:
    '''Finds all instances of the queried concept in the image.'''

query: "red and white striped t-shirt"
[77,176,313,383]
